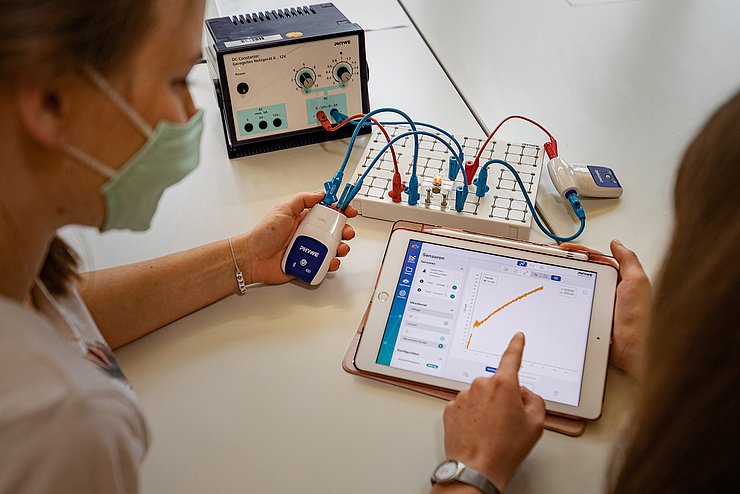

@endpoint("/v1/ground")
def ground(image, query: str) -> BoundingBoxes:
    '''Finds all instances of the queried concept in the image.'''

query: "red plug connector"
[317,110,333,131]
[319,110,404,201]
[388,171,404,203]
[464,160,478,185]
[543,140,558,160]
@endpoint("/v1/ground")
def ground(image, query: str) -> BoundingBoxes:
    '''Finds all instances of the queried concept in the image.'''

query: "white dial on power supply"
[295,67,317,90]
[333,62,353,83]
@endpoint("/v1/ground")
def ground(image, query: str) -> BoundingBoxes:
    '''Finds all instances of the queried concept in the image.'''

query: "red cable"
[317,111,404,202]
[317,111,400,174]
[468,115,558,183]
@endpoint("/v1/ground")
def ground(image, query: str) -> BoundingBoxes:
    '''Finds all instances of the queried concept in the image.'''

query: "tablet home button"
[378,291,389,301]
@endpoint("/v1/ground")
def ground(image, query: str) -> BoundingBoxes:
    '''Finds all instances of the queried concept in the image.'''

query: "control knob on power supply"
[299,72,315,89]
[334,64,352,83]
[295,68,317,91]
[337,66,351,82]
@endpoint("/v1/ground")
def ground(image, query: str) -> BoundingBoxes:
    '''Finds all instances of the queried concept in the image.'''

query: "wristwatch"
[431,459,501,494]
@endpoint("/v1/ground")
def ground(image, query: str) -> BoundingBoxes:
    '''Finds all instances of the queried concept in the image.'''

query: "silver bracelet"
[228,237,248,296]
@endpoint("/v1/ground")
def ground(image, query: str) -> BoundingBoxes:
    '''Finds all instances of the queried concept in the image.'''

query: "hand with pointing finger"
[432,332,546,493]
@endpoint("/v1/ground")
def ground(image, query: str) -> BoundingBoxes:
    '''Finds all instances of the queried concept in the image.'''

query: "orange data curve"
[466,285,544,349]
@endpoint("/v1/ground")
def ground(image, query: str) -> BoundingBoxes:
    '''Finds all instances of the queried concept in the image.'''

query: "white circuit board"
[350,126,544,239]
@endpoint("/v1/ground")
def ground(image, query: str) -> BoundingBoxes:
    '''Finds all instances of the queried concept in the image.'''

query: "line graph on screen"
[465,285,544,350]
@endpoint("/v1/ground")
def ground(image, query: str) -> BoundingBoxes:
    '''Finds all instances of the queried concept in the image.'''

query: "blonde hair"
[0,0,153,79]
[1,0,154,293]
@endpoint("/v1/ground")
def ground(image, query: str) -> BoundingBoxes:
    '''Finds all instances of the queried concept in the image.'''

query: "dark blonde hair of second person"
[610,89,740,492]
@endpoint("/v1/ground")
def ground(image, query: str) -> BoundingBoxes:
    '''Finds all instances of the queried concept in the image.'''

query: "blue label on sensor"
[284,236,328,284]
[587,165,621,188]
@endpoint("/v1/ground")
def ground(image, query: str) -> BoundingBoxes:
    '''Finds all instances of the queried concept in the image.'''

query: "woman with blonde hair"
[0,1,355,492]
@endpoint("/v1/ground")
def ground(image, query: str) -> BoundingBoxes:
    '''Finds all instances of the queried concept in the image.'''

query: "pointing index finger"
[496,332,525,384]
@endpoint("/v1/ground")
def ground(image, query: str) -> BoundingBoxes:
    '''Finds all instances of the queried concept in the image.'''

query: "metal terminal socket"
[421,174,453,210]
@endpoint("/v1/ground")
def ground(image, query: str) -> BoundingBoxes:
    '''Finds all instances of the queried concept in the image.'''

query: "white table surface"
[399,0,740,279]
[59,0,740,492]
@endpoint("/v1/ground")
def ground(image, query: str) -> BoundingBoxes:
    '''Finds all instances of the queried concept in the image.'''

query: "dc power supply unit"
[205,3,371,158]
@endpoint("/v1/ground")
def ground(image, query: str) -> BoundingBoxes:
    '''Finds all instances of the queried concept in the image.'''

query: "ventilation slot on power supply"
[231,5,315,24]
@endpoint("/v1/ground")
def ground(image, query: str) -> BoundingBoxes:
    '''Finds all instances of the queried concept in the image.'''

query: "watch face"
[433,460,460,482]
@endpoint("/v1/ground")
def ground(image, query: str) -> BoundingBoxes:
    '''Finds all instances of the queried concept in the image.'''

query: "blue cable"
[337,130,465,210]
[482,159,586,243]
[331,109,464,165]
[329,110,586,241]
[331,109,469,188]
[321,108,421,207]
[359,131,461,182]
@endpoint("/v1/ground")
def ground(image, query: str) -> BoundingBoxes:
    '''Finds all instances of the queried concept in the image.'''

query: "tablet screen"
[376,239,598,406]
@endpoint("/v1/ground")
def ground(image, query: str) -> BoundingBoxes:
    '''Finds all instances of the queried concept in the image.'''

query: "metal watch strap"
[457,466,500,494]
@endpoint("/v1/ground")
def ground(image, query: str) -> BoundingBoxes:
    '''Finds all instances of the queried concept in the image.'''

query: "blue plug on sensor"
[322,172,344,205]
[566,190,586,220]
[336,183,355,210]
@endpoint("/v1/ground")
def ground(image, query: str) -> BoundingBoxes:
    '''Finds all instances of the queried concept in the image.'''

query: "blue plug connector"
[329,108,345,123]
[448,156,459,181]
[454,184,468,212]
[405,175,420,206]
[566,190,585,220]
[337,183,354,210]
[473,166,490,198]
[322,172,344,205]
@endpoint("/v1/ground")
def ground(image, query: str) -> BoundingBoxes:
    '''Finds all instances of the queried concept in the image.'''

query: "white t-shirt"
[0,282,150,494]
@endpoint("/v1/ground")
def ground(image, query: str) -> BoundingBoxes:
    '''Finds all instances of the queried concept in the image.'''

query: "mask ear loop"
[83,67,153,137]
[64,67,155,179]
[63,143,116,179]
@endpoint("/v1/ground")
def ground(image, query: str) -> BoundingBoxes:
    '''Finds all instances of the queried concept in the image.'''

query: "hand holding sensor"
[281,204,347,285]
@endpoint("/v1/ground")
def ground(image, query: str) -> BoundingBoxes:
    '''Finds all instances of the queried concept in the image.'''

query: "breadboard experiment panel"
[351,127,544,239]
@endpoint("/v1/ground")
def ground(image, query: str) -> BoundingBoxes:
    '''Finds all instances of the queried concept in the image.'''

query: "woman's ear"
[15,74,76,149]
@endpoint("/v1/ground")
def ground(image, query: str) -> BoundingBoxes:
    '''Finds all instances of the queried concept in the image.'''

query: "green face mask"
[64,69,204,232]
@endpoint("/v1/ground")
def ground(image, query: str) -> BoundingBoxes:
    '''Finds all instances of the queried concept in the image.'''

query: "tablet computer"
[354,227,618,420]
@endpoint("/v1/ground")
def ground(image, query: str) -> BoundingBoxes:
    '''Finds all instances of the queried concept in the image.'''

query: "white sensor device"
[547,157,623,198]
[281,204,347,285]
